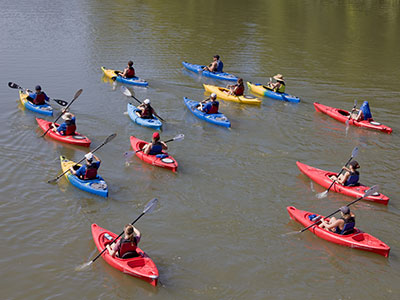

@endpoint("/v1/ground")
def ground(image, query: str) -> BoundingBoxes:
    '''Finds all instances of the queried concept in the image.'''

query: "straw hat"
[62,113,73,121]
[273,74,285,82]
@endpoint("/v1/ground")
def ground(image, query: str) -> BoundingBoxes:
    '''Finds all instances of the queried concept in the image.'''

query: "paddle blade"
[104,133,117,144]
[173,134,184,142]
[363,185,379,198]
[72,89,83,100]
[75,261,92,272]
[47,178,59,184]
[316,190,328,199]
[121,86,132,97]
[52,99,68,106]
[351,146,359,159]
[8,82,20,89]
[143,198,158,214]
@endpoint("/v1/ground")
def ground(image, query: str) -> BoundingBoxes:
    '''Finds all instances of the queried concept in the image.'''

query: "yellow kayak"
[101,66,148,86]
[203,84,262,105]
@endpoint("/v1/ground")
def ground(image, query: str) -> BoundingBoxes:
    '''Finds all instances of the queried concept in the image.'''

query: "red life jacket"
[234,85,244,96]
[118,237,138,258]
[33,92,46,105]
[141,106,153,119]
[65,124,76,135]
[208,102,219,114]
[84,164,98,179]
[125,67,135,78]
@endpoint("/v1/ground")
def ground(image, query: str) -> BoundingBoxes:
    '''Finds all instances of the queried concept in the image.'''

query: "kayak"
[101,66,148,87]
[19,90,53,116]
[183,97,231,128]
[36,118,91,147]
[287,206,390,257]
[129,136,178,172]
[246,82,300,103]
[313,102,392,134]
[127,103,162,130]
[203,84,262,105]
[60,156,108,197]
[91,223,158,286]
[182,61,238,82]
[296,161,389,205]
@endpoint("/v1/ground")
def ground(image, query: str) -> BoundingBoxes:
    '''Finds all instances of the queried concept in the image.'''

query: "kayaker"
[203,55,224,72]
[143,132,168,155]
[227,78,245,96]
[199,93,219,114]
[119,61,136,78]
[319,206,356,235]
[330,160,360,186]
[350,101,373,121]
[51,110,76,136]
[267,74,286,93]
[27,85,49,105]
[70,152,101,180]
[106,224,141,258]
[136,99,156,119]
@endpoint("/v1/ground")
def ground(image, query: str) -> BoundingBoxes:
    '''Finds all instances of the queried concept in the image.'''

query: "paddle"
[75,197,158,271]
[124,134,184,161]
[300,185,378,233]
[316,146,359,199]
[8,82,69,106]
[345,99,358,126]
[40,89,83,137]
[120,86,165,122]
[47,133,117,184]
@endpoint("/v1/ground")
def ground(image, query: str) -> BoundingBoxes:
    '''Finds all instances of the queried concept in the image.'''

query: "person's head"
[62,112,73,121]
[340,206,351,218]
[35,85,42,92]
[273,74,285,83]
[237,78,243,85]
[85,152,93,164]
[213,55,220,61]
[152,131,160,142]
[144,99,150,106]
[124,224,136,242]
[128,60,133,67]
[349,160,360,170]
[210,93,217,101]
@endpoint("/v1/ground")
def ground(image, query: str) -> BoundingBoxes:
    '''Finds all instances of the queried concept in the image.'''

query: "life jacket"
[118,237,138,258]
[125,67,135,78]
[216,60,223,72]
[360,101,372,120]
[275,82,286,93]
[344,171,359,186]
[234,84,244,96]
[64,119,76,135]
[207,101,219,114]
[84,162,99,179]
[149,142,163,155]
[33,92,46,105]
[337,217,355,235]
[141,105,153,119]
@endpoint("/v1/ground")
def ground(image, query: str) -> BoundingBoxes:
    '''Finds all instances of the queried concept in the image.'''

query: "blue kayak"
[183,97,231,128]
[19,90,53,116]
[101,67,148,87]
[182,61,238,82]
[60,156,108,197]
[127,103,162,130]
[246,82,300,103]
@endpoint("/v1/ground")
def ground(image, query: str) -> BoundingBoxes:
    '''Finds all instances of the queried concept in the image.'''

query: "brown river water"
[1,0,399,299]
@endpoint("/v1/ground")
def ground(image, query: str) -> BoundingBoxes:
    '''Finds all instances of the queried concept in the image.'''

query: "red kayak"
[130,136,178,172]
[91,224,159,286]
[36,118,91,147]
[296,161,389,205]
[313,102,392,134]
[287,206,390,257]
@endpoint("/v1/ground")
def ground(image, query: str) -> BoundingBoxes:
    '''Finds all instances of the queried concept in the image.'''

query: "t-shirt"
[75,161,100,178]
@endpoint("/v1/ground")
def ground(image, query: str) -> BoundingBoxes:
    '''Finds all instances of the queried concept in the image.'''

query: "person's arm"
[321,218,343,230]
[120,67,128,77]
[356,110,363,121]
[44,92,50,101]
[106,240,119,257]
[144,143,151,155]
[133,227,141,241]
[57,122,66,134]
[338,171,350,185]
[92,153,101,164]
[161,141,168,150]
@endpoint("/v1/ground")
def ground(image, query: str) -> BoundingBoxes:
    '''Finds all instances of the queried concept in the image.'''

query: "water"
[1,0,399,299]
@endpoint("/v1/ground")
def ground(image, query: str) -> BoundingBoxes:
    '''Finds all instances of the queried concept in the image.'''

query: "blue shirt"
[75,161,100,178]
[57,117,76,134]
[28,92,49,102]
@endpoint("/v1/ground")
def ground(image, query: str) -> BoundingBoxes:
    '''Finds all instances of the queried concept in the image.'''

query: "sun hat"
[144,99,150,105]
[273,74,285,82]
[85,152,93,161]
[62,113,73,121]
